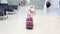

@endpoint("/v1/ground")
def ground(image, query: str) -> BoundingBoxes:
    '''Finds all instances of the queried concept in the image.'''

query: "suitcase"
[26,17,33,29]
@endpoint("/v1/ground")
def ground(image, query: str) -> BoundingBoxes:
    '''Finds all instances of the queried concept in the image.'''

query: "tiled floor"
[0,6,60,34]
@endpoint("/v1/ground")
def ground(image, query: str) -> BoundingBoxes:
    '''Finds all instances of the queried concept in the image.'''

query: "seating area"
[0,3,19,20]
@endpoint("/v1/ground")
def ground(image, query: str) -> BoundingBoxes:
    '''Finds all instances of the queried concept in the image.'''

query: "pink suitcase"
[26,17,33,21]
[26,17,33,29]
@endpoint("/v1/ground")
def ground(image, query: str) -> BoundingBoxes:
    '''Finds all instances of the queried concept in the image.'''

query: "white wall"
[7,0,20,5]
[30,0,45,9]
[51,0,60,8]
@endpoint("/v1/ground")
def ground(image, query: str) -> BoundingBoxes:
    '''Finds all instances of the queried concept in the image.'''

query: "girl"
[27,5,36,17]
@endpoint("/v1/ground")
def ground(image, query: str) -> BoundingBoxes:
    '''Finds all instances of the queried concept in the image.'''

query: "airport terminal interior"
[0,0,60,34]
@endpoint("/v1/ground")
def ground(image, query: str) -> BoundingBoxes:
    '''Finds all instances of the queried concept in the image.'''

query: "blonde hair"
[28,5,35,13]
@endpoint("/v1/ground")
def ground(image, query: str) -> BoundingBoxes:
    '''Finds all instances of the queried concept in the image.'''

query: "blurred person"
[46,0,51,9]
[27,5,36,17]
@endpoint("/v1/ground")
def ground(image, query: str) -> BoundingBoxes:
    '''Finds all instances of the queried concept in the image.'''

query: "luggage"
[26,16,33,29]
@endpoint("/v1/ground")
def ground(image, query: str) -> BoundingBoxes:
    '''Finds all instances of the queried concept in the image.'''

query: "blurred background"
[0,0,60,34]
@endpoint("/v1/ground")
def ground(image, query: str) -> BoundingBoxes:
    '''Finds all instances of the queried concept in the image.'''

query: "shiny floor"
[0,6,60,34]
